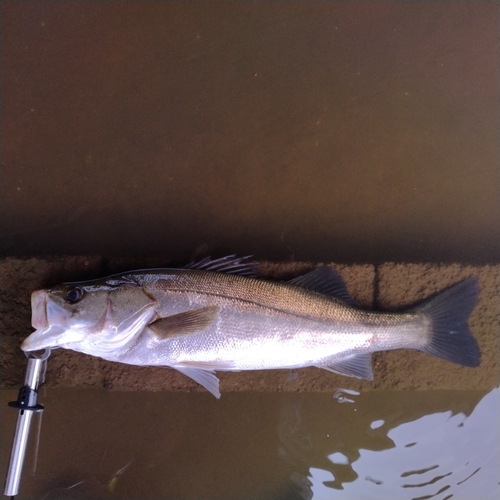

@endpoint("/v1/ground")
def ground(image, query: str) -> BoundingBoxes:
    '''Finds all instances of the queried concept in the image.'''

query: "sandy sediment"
[0,257,498,392]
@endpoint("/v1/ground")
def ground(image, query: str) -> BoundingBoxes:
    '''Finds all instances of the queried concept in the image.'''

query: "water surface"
[1,388,498,499]
[1,2,498,263]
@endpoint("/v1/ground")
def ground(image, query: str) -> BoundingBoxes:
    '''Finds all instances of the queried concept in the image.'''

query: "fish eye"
[65,287,83,303]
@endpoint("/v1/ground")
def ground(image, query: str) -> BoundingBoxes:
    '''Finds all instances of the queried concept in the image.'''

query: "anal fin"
[317,353,373,381]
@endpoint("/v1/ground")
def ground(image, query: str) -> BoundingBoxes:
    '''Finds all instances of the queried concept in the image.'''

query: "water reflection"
[309,388,499,500]
[277,400,313,499]
[333,388,360,404]
[1,388,498,499]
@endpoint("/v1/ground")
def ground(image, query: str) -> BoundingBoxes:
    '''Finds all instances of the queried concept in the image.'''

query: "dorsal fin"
[184,255,258,277]
[289,267,357,305]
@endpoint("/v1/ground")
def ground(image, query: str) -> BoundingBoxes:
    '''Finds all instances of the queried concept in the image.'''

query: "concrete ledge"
[0,258,498,392]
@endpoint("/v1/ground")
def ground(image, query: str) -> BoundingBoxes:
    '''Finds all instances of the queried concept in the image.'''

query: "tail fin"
[417,277,480,367]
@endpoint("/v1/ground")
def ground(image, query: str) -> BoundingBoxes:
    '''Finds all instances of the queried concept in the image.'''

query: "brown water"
[1,2,498,264]
[1,388,498,499]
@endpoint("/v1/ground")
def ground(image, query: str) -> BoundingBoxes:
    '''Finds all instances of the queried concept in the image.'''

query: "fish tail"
[417,277,480,367]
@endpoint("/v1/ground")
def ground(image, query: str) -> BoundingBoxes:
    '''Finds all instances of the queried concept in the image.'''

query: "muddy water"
[1,388,498,499]
[1,2,498,264]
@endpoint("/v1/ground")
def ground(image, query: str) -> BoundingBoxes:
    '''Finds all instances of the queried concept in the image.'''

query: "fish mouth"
[24,290,74,351]
[21,325,67,351]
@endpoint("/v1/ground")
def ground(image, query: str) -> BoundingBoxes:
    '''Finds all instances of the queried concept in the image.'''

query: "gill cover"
[22,280,157,356]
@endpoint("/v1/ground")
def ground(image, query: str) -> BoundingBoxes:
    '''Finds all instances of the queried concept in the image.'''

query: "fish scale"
[147,270,351,318]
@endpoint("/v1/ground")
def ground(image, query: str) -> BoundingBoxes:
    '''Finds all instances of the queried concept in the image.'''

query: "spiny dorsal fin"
[289,267,357,305]
[149,306,219,339]
[184,255,258,277]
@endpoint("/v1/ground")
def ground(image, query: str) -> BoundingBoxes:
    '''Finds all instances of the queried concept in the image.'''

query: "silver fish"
[21,256,480,398]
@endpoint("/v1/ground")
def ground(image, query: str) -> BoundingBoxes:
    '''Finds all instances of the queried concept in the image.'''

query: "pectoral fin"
[317,353,373,381]
[173,365,221,398]
[149,306,219,340]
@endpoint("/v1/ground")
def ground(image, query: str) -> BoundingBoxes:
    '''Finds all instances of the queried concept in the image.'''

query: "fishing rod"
[3,348,50,499]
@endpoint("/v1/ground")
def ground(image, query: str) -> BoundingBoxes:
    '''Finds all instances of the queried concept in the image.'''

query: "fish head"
[22,277,157,357]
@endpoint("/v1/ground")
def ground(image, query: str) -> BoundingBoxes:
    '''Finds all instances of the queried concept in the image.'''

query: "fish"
[21,256,481,398]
